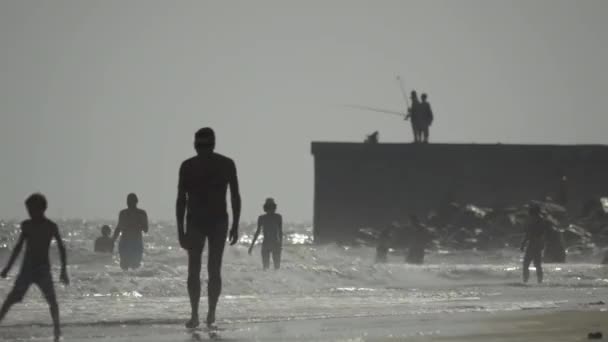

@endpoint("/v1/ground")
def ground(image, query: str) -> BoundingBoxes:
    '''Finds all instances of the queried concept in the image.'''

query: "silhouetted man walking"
[419,93,434,143]
[176,127,241,328]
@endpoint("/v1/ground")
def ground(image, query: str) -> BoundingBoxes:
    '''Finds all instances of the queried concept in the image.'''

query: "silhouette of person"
[249,198,283,270]
[406,215,431,264]
[176,127,241,328]
[94,225,114,253]
[405,91,422,143]
[0,194,69,342]
[557,176,568,206]
[419,93,434,143]
[112,193,148,270]
[376,225,393,263]
[543,226,566,263]
[520,204,550,283]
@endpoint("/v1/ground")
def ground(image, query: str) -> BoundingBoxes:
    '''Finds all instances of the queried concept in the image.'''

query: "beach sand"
[1,308,606,341]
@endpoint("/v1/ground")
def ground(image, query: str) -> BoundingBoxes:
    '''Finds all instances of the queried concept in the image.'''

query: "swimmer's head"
[127,193,138,208]
[195,127,216,153]
[25,193,47,219]
[101,225,111,237]
[263,198,277,213]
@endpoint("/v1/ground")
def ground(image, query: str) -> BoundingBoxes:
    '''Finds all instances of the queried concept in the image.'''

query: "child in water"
[0,194,69,342]
[249,198,283,270]
[94,225,114,253]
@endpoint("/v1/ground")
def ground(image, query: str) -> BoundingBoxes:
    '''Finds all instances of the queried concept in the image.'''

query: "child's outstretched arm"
[0,233,24,278]
[248,217,262,255]
[53,225,69,285]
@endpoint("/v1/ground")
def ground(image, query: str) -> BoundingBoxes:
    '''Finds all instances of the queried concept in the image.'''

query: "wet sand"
[1,309,606,341]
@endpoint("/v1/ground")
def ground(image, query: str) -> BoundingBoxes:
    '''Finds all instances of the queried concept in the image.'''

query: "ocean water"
[0,220,607,329]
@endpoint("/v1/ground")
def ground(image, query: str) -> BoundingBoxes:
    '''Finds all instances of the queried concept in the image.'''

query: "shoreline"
[1,308,606,341]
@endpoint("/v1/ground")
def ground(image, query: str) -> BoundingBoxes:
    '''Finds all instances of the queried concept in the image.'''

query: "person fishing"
[419,93,434,143]
[405,91,422,143]
[113,193,149,270]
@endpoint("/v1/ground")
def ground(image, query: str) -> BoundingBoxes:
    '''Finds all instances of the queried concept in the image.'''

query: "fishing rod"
[344,104,406,118]
[397,75,410,113]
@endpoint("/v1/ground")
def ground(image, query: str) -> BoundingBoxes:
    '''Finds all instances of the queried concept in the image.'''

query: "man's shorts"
[186,220,228,251]
[8,268,56,303]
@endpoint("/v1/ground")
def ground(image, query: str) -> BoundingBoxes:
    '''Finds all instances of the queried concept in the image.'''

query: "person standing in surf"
[248,198,283,270]
[176,127,241,328]
[94,225,114,253]
[405,215,432,264]
[520,204,550,284]
[112,193,149,270]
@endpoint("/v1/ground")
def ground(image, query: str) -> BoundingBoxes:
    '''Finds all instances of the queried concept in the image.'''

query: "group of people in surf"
[0,127,283,341]
[94,194,283,272]
[376,203,555,285]
[375,214,433,265]
[93,193,148,270]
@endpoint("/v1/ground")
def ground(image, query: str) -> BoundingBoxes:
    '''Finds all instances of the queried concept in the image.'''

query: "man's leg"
[273,247,281,270]
[533,251,543,283]
[261,247,270,270]
[522,250,532,283]
[206,224,228,326]
[411,124,418,143]
[0,292,20,323]
[119,242,129,270]
[187,245,204,328]
[132,241,143,269]
[37,274,60,340]
[0,276,29,323]
[422,126,429,143]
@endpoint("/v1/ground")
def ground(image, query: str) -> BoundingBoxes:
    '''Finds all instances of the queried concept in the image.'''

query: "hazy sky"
[1,1,607,222]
